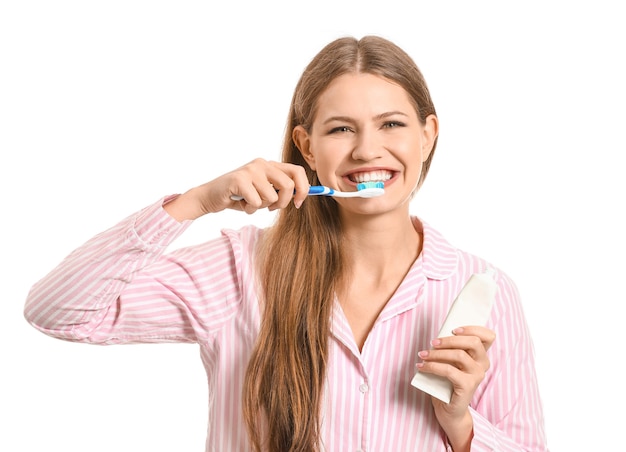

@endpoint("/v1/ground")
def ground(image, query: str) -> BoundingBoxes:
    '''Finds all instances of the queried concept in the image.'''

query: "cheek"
[308,150,346,185]
[311,154,337,177]
[312,139,351,165]
[392,139,421,163]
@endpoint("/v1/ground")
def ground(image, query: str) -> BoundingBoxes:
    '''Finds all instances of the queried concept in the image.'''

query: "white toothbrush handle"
[230,185,382,201]
[230,185,332,201]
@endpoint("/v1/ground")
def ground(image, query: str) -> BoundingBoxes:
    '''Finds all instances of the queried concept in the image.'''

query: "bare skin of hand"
[416,326,496,452]
[164,159,310,222]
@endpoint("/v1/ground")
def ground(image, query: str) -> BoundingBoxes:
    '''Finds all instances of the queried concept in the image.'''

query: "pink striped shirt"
[24,196,548,451]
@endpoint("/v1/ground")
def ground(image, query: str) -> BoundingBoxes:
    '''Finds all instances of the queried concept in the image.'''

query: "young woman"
[25,35,548,451]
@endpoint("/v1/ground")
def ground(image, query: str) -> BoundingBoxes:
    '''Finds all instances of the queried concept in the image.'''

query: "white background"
[2,1,624,450]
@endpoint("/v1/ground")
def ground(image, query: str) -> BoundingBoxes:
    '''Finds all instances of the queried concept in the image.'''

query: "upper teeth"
[352,171,392,183]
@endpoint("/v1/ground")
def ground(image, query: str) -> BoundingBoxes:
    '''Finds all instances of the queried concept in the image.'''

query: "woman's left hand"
[416,326,496,449]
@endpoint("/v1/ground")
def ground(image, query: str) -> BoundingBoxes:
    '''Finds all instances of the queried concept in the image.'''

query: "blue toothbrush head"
[356,181,385,191]
[354,181,385,198]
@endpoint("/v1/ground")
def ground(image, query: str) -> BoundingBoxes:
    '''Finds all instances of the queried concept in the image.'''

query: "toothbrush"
[230,181,385,201]
[307,181,385,198]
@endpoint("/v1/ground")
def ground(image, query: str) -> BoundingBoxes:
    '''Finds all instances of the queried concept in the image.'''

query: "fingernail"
[430,338,441,346]
[418,350,429,358]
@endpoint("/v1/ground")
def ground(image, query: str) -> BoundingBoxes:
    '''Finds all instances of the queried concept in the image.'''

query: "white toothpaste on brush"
[411,268,497,403]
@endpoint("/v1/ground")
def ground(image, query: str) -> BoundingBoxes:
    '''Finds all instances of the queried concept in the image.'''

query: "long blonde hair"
[242,35,438,451]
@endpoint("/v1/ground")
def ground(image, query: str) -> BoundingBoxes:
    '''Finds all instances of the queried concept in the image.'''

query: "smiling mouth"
[348,170,393,184]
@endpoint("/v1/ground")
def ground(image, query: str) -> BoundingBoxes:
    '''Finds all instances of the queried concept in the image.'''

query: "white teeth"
[352,171,392,183]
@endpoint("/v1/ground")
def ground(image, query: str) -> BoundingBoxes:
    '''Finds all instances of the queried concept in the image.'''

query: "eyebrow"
[322,111,410,125]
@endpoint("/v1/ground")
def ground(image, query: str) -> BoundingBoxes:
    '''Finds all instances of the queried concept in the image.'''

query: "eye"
[328,126,354,134]
[382,121,405,129]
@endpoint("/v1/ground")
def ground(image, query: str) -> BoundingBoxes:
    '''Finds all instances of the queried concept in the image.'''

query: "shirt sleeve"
[24,195,244,345]
[469,269,549,451]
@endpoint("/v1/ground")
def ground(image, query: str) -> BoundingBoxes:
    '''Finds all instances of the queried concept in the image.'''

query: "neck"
[340,211,421,282]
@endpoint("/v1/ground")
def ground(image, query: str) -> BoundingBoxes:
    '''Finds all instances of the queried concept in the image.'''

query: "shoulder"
[415,216,521,306]
[220,224,265,253]
[217,225,265,273]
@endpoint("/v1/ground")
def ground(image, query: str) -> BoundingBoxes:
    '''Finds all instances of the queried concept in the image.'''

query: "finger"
[430,336,490,370]
[417,358,469,381]
[452,326,496,351]
[417,350,486,394]
[230,160,285,208]
[227,160,309,210]
[236,184,278,211]
[416,359,484,404]
[282,164,310,208]
[266,162,309,209]
[419,348,482,373]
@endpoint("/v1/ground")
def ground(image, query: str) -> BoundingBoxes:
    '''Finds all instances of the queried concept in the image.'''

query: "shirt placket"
[356,372,370,452]
[330,302,373,452]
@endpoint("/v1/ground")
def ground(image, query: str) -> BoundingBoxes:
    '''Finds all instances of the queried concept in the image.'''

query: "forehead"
[316,73,416,116]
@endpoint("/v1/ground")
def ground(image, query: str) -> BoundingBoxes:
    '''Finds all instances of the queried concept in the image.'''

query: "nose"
[351,129,383,161]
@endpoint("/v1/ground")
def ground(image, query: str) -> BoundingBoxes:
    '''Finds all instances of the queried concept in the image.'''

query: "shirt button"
[359,383,369,393]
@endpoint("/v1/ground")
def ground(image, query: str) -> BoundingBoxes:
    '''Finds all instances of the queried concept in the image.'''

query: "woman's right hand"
[164,159,311,221]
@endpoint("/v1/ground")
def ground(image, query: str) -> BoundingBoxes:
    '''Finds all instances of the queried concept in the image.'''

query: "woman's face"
[294,73,437,209]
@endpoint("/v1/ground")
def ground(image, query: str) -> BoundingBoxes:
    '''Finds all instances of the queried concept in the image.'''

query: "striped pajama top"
[24,196,549,451]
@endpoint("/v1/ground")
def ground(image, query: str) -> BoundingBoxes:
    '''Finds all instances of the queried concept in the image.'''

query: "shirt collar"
[412,216,459,281]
